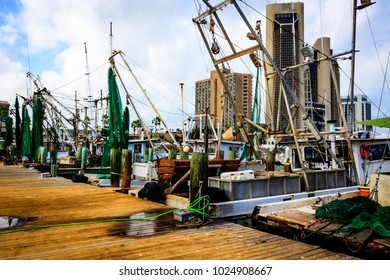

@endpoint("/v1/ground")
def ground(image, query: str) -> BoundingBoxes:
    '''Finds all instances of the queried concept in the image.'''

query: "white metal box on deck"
[208,172,301,201]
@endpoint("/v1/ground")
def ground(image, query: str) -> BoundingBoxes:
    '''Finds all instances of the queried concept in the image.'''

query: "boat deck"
[0,165,359,260]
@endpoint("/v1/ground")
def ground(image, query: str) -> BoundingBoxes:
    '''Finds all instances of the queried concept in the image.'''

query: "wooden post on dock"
[8,146,15,165]
[144,148,149,162]
[38,146,47,166]
[110,148,121,188]
[121,149,132,194]
[168,149,177,159]
[67,146,72,156]
[228,150,236,160]
[77,146,82,160]
[148,148,153,162]
[50,148,57,177]
[190,152,208,203]
[80,147,88,175]
[180,151,189,159]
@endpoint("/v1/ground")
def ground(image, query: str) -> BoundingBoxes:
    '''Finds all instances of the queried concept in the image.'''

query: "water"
[0,216,27,229]
[111,211,179,238]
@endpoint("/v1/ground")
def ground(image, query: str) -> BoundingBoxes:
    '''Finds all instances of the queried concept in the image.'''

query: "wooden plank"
[345,229,375,253]
[309,222,346,238]
[306,219,332,232]
[266,213,310,227]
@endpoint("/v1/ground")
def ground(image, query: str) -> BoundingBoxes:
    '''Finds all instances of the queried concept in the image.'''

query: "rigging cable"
[337,65,387,119]
[112,59,185,117]
[117,53,193,118]
[365,9,390,105]
[376,51,390,119]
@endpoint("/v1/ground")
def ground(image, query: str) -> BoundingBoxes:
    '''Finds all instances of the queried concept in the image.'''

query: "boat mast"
[110,22,113,54]
[349,0,358,132]
[74,90,79,148]
[350,0,376,132]
[84,42,92,121]
[180,83,186,147]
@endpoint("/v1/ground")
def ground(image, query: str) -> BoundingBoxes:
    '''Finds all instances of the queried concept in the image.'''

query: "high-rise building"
[265,3,341,132]
[0,100,10,141]
[341,94,372,132]
[265,2,305,130]
[308,37,341,130]
[195,69,253,130]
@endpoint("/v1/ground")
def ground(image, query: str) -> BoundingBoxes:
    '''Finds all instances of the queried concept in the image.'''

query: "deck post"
[67,146,73,156]
[38,146,47,166]
[50,148,57,177]
[121,149,132,194]
[168,149,177,159]
[190,152,209,203]
[144,148,149,162]
[228,150,235,160]
[110,148,121,188]
[76,146,82,160]
[80,147,88,175]
[8,145,15,165]
[180,151,189,159]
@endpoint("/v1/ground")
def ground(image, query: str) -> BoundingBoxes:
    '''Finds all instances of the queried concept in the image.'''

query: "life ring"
[360,144,370,160]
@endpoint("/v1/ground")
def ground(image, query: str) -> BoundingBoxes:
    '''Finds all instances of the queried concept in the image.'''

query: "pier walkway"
[0,165,359,260]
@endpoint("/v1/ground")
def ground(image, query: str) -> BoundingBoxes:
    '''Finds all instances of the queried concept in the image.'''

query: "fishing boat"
[175,0,390,221]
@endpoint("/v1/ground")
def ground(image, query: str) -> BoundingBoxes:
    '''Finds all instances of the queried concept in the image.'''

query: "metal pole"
[350,0,357,132]
[180,83,186,146]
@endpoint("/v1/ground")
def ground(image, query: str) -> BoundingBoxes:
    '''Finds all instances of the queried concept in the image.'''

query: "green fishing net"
[315,196,390,238]
[97,67,129,179]
[315,196,379,224]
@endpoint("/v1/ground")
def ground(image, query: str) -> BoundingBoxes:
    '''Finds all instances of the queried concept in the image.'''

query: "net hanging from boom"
[98,67,129,178]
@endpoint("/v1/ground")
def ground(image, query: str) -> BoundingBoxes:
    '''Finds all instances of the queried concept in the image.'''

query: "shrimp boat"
[177,0,390,219]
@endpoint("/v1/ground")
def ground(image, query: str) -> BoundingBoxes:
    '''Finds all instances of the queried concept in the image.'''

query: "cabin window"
[134,144,141,153]
[367,144,390,161]
[304,147,327,162]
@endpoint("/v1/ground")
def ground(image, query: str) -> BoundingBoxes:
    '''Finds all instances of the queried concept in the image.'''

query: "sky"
[0,0,389,133]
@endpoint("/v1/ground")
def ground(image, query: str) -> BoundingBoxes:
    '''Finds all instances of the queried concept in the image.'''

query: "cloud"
[0,52,26,101]
[0,0,389,131]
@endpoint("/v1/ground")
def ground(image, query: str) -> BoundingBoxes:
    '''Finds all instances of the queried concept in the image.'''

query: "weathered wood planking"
[253,205,390,258]
[0,165,359,260]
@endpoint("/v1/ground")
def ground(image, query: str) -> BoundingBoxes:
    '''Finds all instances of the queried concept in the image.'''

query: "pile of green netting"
[315,196,390,238]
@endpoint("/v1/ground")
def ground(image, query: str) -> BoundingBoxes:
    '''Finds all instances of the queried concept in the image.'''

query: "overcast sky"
[0,0,389,132]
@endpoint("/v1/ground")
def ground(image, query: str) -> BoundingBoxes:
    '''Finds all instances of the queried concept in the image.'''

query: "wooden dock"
[0,165,360,260]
